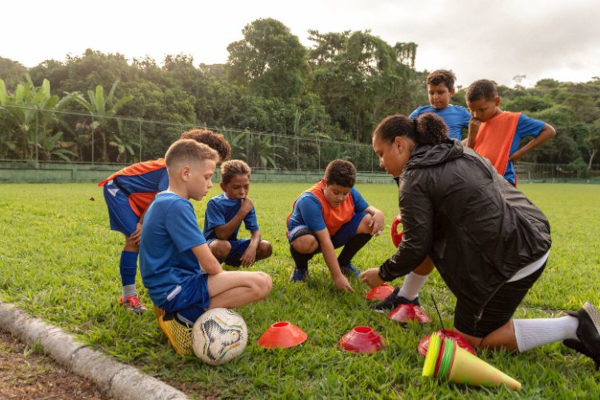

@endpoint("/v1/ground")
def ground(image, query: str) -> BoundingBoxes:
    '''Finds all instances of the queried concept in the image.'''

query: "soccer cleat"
[158,313,193,356]
[119,296,147,314]
[290,268,308,282]
[563,339,599,370]
[565,302,600,370]
[340,263,360,278]
[153,306,166,320]
[371,287,420,313]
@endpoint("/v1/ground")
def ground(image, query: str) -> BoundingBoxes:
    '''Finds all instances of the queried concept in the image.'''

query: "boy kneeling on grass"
[287,160,384,292]
[204,160,272,267]
[139,139,272,355]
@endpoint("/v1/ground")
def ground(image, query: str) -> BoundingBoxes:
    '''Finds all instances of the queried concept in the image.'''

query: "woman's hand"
[360,268,384,288]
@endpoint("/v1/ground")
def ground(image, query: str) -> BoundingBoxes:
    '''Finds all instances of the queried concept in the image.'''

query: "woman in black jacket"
[361,113,599,369]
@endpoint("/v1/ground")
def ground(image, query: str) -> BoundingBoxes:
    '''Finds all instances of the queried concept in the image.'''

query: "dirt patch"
[0,330,111,400]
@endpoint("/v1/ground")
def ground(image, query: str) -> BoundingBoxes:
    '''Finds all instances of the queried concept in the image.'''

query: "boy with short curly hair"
[410,69,471,140]
[287,159,384,292]
[465,79,556,186]
[204,160,272,267]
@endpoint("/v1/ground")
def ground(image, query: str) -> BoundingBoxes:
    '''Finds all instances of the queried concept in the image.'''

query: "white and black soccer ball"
[192,308,248,365]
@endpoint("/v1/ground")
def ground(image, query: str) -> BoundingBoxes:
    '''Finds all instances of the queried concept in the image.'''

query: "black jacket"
[379,140,551,306]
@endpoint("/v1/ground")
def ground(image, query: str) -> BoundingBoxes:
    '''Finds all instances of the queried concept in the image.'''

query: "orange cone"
[257,322,307,349]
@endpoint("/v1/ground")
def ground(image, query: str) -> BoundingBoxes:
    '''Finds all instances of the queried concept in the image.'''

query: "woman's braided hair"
[373,113,451,145]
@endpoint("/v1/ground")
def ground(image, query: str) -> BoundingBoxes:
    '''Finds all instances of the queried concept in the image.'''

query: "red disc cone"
[418,329,476,357]
[257,321,308,349]
[391,217,403,247]
[365,284,395,301]
[387,304,432,324]
[339,326,385,353]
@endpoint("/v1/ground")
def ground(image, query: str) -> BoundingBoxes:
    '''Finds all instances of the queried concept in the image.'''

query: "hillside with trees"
[1,18,599,173]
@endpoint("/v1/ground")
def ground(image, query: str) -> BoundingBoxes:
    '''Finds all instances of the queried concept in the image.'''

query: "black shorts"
[454,263,546,337]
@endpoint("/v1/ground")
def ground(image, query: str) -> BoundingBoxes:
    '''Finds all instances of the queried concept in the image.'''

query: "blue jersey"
[410,105,471,140]
[139,192,207,306]
[203,193,259,241]
[504,114,545,184]
[287,188,368,232]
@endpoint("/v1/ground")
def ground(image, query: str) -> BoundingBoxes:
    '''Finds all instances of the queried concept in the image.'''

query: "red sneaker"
[119,296,147,314]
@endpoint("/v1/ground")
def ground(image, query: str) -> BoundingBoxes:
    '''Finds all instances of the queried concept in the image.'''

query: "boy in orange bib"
[286,160,384,292]
[465,79,556,186]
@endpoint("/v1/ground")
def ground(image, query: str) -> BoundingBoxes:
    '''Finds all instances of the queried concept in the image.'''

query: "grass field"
[1,182,599,399]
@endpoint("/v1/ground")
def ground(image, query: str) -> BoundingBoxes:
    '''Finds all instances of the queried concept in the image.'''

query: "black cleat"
[372,287,420,313]
[565,302,600,370]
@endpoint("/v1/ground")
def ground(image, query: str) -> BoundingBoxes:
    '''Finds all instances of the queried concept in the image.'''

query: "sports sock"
[397,272,429,300]
[122,284,137,298]
[119,250,138,295]
[290,245,314,270]
[513,316,578,352]
[337,233,372,267]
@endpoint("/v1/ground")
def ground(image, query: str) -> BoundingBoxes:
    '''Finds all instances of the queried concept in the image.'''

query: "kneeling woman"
[361,113,599,368]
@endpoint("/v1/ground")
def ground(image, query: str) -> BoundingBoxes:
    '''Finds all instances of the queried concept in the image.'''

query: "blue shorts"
[288,211,368,249]
[159,273,210,324]
[103,181,139,236]
[207,238,251,267]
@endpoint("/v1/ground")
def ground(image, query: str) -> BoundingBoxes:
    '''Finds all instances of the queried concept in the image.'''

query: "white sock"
[513,316,578,352]
[397,272,428,300]
[122,284,137,298]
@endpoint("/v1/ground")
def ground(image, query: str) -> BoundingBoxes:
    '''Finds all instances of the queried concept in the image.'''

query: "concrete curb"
[0,302,188,400]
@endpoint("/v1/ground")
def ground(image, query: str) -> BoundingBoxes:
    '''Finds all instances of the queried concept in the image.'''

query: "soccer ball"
[192,308,248,365]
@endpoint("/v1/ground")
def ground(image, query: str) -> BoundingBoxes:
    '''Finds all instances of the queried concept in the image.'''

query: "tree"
[0,57,27,90]
[72,81,132,162]
[0,76,75,161]
[308,29,417,142]
[585,119,600,170]
[227,18,309,99]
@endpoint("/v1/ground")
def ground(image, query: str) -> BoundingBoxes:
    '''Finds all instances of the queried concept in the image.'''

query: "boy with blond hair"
[139,139,271,355]
[99,129,231,314]
[204,160,272,267]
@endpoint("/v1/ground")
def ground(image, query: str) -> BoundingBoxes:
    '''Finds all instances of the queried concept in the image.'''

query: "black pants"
[454,263,546,337]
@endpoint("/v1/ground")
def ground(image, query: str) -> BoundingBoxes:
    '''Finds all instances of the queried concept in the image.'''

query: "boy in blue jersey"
[205,160,272,267]
[465,79,556,186]
[287,160,385,292]
[139,139,272,355]
[100,129,231,314]
[410,69,471,141]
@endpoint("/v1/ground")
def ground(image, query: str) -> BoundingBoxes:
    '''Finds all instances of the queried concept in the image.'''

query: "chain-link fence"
[1,105,600,183]
[0,105,378,172]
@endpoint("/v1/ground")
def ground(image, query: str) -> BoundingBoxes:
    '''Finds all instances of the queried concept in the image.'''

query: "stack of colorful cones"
[422,333,521,391]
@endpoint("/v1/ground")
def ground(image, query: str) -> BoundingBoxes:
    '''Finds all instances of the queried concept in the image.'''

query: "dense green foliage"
[1,18,599,169]
[0,182,599,398]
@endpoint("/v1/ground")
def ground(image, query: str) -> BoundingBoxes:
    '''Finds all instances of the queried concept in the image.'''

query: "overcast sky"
[3,0,599,87]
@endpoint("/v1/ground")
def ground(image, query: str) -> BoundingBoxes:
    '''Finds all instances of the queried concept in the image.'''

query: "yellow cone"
[447,345,521,391]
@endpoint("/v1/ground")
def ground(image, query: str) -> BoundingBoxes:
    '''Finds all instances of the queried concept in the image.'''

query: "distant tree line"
[0,18,599,171]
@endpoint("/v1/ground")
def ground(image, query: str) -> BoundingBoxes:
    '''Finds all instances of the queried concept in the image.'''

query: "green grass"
[1,182,599,399]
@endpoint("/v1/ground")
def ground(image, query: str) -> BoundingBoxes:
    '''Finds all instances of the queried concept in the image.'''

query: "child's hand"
[129,222,143,246]
[468,118,481,134]
[360,268,384,288]
[368,210,385,235]
[334,274,354,293]
[240,197,254,215]
[240,245,257,267]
